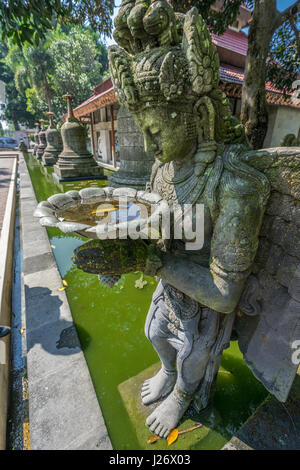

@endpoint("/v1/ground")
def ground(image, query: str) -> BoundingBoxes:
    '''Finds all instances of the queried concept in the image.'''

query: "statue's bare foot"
[146,386,192,439]
[141,368,177,406]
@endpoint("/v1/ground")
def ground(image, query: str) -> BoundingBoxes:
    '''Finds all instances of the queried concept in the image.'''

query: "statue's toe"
[156,424,164,437]
[149,420,157,432]
[146,412,157,427]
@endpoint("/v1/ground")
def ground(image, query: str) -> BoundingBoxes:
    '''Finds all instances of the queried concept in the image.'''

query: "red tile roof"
[74,78,114,114]
[212,29,248,56]
[219,63,294,96]
[73,61,299,116]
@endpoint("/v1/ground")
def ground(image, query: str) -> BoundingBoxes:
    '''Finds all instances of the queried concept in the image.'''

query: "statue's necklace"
[162,162,194,184]
[160,160,212,206]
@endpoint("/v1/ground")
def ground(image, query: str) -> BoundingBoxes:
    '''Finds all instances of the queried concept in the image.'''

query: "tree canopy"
[0,0,114,47]
[171,0,244,35]
[1,25,109,128]
[171,0,300,147]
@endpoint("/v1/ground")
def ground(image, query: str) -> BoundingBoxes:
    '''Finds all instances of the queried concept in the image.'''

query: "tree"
[47,26,107,117]
[240,0,300,149]
[6,40,55,113]
[171,0,243,35]
[0,0,114,47]
[172,0,300,149]
[0,42,36,130]
[3,25,109,124]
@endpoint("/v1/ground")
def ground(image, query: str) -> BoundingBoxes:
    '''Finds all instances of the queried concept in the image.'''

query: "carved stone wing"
[236,147,300,402]
[182,7,220,95]
[108,45,137,107]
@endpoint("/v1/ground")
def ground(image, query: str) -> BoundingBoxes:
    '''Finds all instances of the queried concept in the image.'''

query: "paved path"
[0,156,16,237]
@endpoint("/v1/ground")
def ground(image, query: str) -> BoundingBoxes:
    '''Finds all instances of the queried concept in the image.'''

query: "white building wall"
[264,106,300,148]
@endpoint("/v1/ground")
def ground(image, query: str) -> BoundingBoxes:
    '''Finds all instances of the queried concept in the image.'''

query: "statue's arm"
[156,192,263,314]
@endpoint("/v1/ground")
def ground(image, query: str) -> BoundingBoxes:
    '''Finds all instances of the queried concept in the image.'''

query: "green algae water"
[24,153,268,450]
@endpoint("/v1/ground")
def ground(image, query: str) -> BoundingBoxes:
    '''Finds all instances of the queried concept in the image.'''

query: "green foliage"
[47,26,106,116]
[171,0,243,35]
[0,0,114,47]
[25,88,48,116]
[0,42,36,129]
[1,24,109,127]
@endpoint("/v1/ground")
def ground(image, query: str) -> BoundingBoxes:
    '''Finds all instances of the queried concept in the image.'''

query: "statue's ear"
[193,96,217,176]
[193,96,215,142]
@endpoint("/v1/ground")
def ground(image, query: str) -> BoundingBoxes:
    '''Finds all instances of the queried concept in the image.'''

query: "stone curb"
[0,153,18,450]
[19,152,112,450]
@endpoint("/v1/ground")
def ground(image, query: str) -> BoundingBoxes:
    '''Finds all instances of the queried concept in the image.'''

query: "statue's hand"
[72,238,164,278]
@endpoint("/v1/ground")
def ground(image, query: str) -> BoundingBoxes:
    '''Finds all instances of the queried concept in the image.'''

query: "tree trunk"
[12,112,20,131]
[241,0,276,149]
[42,72,52,112]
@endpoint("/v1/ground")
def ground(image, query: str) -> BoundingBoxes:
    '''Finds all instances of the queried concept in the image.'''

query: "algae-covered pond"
[24,153,268,450]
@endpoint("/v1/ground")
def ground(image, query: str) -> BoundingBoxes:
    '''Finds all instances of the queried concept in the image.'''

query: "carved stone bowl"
[33,186,167,240]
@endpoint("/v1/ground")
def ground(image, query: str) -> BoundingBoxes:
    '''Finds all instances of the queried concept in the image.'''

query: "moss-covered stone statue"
[107,1,300,438]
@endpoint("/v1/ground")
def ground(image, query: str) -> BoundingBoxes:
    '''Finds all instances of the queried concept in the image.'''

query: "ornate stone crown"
[109,1,221,112]
[109,0,247,150]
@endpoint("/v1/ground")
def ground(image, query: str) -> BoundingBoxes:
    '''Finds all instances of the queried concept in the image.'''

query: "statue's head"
[109,3,244,165]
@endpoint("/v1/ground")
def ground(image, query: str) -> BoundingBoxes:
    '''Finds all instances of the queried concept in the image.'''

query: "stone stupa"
[53,94,104,181]
[108,106,154,190]
[42,111,63,166]
[36,119,47,159]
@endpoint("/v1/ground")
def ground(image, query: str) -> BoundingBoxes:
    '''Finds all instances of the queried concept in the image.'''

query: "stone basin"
[33,186,167,240]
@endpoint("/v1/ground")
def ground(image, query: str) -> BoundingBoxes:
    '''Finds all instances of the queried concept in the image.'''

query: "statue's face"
[133,106,197,163]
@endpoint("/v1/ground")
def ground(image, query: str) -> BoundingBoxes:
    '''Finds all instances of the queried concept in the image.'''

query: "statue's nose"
[144,135,157,154]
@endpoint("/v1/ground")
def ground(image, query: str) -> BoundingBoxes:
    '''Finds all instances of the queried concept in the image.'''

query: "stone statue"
[18,139,28,152]
[108,1,300,439]
[37,119,47,159]
[42,111,63,166]
[33,122,40,157]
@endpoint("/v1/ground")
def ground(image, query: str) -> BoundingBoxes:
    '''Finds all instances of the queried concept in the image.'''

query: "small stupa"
[42,111,63,166]
[33,122,40,157]
[37,119,47,159]
[53,94,103,181]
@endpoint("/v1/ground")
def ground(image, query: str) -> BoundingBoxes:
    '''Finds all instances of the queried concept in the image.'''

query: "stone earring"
[193,97,217,177]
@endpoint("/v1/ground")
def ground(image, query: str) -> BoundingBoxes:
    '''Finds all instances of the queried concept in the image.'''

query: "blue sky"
[105,0,298,46]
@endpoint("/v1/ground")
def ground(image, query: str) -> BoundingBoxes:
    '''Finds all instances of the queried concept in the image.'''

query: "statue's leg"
[141,283,177,405]
[146,339,212,437]
[146,310,221,438]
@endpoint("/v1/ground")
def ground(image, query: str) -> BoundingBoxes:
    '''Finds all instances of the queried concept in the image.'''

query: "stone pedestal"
[108,106,154,190]
[42,112,63,166]
[118,363,217,450]
[37,119,47,159]
[235,372,300,450]
[53,94,104,182]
